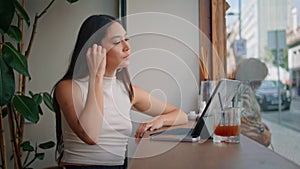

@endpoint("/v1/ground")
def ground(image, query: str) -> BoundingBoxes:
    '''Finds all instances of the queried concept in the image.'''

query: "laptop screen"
[191,79,240,137]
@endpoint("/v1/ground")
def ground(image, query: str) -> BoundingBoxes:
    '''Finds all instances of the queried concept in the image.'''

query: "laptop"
[150,79,241,142]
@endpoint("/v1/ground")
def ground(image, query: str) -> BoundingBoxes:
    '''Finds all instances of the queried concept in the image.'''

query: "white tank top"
[61,76,132,165]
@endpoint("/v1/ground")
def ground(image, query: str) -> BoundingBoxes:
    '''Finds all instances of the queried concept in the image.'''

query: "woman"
[52,15,188,168]
[232,58,272,147]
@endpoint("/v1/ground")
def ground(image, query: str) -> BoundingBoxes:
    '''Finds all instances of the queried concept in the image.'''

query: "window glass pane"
[226,0,300,165]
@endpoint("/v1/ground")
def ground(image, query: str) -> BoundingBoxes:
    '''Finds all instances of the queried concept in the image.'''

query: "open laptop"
[150,79,241,142]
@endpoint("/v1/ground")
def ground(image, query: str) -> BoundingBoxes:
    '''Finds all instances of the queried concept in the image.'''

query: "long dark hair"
[51,14,134,163]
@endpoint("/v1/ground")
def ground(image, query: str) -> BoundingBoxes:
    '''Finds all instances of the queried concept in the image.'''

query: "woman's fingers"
[86,47,92,60]
[135,116,165,138]
[135,123,150,138]
[135,123,145,138]
[135,120,163,138]
[86,44,106,76]
[98,48,106,75]
[97,44,102,56]
[93,44,99,57]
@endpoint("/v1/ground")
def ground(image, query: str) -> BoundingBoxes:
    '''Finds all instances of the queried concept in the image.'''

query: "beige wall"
[126,0,200,158]
[127,0,200,113]
[3,1,117,168]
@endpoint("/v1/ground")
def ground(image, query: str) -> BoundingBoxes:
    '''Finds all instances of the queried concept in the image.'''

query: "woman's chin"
[118,61,130,68]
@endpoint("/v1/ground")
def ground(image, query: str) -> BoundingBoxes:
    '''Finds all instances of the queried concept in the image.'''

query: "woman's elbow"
[178,111,188,124]
[85,138,98,145]
[182,112,188,124]
[79,133,99,145]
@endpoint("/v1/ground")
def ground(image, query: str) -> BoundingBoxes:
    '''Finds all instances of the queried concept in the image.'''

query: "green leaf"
[35,153,45,160]
[2,42,31,79]
[32,93,43,105]
[12,95,39,123]
[0,0,15,33]
[67,0,79,4]
[43,92,54,112]
[38,141,55,149]
[20,141,34,152]
[7,25,22,42]
[0,56,15,106]
[29,91,34,97]
[14,0,30,26]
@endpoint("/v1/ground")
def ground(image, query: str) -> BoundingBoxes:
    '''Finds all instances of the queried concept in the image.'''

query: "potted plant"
[0,0,78,168]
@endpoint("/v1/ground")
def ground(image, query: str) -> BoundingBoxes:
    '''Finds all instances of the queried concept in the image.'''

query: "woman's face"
[101,22,131,71]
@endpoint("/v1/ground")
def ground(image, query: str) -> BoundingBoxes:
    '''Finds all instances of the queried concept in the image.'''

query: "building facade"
[227,0,289,80]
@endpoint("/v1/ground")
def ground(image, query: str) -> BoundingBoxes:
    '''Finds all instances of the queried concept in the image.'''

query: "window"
[226,0,300,165]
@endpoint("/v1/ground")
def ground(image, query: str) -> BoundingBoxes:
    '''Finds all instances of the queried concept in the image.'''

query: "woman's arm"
[132,86,188,138]
[55,44,106,145]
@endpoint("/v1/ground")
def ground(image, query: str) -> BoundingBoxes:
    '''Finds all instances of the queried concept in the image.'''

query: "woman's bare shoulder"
[55,80,72,92]
[55,79,81,98]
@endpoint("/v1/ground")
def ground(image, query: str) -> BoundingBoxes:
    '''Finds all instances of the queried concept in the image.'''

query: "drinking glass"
[198,81,217,137]
[199,80,217,114]
[213,107,241,143]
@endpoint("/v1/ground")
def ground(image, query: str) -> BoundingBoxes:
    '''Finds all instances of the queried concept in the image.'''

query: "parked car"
[254,80,291,111]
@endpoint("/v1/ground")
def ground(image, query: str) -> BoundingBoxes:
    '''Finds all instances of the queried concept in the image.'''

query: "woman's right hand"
[86,44,107,77]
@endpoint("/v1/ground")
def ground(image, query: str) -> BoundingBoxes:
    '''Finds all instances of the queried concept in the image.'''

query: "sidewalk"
[262,96,300,166]
[263,119,300,166]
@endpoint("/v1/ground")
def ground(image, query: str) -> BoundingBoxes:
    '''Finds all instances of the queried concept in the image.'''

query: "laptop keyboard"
[158,128,193,135]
